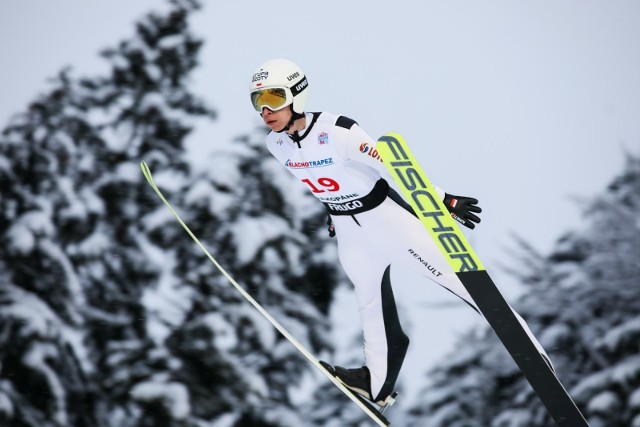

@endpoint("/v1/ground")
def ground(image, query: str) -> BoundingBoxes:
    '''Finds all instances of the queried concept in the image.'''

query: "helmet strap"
[277,106,304,133]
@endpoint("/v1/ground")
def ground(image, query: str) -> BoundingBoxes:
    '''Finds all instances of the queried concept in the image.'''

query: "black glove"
[327,215,336,238]
[443,193,482,230]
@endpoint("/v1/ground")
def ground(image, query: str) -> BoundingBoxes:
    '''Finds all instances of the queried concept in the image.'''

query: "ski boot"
[320,362,397,409]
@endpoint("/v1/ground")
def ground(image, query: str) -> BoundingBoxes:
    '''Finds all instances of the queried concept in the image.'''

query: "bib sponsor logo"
[318,132,329,145]
[359,143,382,162]
[285,158,334,169]
[326,200,364,212]
[319,193,358,202]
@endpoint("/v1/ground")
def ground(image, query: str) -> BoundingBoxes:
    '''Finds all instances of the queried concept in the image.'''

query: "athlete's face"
[261,106,292,132]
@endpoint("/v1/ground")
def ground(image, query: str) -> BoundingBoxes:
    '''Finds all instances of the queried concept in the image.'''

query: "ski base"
[461,270,589,427]
[319,361,393,426]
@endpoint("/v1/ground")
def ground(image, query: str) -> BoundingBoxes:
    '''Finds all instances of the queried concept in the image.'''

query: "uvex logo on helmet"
[294,79,308,92]
[249,59,310,114]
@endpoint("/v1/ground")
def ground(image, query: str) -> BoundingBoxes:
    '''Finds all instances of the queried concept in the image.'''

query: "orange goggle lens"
[250,87,289,111]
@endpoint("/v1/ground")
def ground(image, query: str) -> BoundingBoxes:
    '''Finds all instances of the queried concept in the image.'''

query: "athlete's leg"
[332,215,409,401]
[357,199,550,358]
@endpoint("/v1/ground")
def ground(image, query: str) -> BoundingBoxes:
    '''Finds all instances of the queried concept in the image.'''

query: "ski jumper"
[265,112,547,401]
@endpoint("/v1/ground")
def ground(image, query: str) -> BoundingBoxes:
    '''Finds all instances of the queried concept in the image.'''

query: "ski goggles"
[250,75,308,112]
[250,87,291,112]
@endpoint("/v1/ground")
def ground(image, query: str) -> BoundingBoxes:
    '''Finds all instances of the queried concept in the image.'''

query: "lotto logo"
[359,143,382,162]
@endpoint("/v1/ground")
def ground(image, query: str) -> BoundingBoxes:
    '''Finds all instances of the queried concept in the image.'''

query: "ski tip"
[140,161,154,184]
[383,132,405,141]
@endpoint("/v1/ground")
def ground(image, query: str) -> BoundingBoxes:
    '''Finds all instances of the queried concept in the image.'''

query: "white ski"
[140,161,392,426]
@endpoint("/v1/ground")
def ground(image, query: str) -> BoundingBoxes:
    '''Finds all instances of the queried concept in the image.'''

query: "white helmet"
[249,58,309,114]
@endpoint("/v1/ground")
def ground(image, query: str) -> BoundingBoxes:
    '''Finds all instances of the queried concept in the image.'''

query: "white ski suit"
[265,112,547,401]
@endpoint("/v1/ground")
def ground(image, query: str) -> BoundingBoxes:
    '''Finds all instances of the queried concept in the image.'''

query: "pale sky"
[2,0,640,404]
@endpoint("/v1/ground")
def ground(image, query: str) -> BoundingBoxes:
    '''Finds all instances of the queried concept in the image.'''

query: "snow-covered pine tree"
[0,0,350,427]
[405,153,640,427]
[0,1,352,426]
[0,2,213,426]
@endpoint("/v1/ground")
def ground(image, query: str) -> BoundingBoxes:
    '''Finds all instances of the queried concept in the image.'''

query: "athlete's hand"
[443,193,482,230]
[327,215,336,238]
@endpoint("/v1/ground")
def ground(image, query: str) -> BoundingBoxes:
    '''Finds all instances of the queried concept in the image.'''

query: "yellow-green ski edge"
[376,133,484,273]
